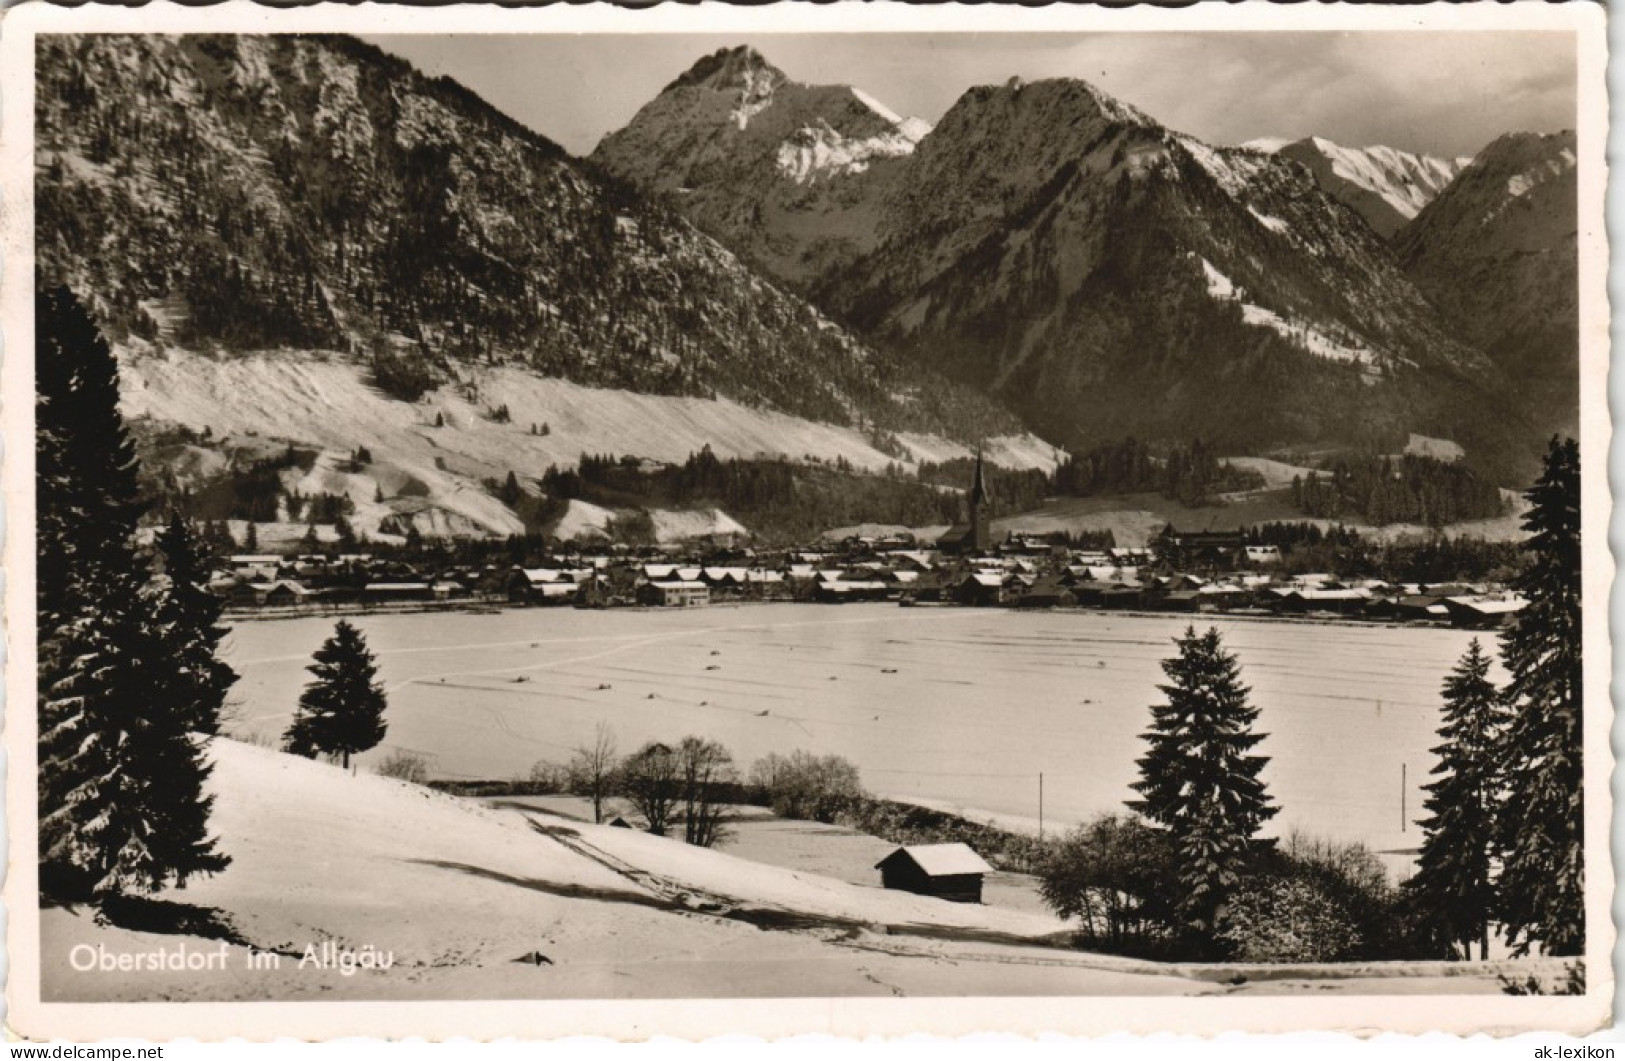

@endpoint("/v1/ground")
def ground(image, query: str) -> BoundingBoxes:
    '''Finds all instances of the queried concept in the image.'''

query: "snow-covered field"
[222,604,1492,861]
[41,739,1207,1002]
[41,737,1546,1003]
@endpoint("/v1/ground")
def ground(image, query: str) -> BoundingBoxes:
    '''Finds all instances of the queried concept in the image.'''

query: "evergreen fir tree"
[147,512,237,736]
[1496,437,1583,956]
[245,521,258,551]
[36,287,228,901]
[1405,639,1506,959]
[283,620,388,769]
[1129,626,1276,938]
[36,286,145,638]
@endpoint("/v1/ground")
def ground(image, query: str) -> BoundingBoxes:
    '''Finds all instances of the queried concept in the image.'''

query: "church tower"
[969,448,992,552]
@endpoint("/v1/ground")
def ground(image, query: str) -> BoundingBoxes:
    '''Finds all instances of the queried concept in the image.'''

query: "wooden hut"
[874,843,993,904]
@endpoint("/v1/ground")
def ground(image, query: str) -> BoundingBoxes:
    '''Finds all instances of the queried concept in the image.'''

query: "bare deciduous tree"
[677,736,736,849]
[569,723,619,823]
[621,742,680,835]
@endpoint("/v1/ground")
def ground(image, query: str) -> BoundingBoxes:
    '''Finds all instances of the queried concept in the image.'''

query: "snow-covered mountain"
[599,54,1553,479]
[818,78,1532,472]
[1245,137,1471,239]
[1396,131,1579,444]
[36,35,1055,540]
[592,47,931,287]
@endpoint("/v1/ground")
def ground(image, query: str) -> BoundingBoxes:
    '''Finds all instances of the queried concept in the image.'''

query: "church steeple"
[969,447,991,552]
[970,447,989,510]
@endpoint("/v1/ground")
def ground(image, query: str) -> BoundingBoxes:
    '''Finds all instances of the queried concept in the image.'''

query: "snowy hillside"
[37,34,1025,460]
[41,737,1547,1002]
[38,738,1199,1001]
[120,346,1061,540]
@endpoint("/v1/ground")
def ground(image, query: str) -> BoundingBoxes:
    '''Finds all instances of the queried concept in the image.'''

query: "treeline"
[538,447,963,543]
[916,458,1051,514]
[1292,455,1505,526]
[1245,522,1525,584]
[1052,438,1265,506]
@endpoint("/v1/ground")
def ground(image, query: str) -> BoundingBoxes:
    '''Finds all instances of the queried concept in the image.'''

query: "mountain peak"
[963,75,1156,129]
[1271,135,1472,238]
[669,45,785,94]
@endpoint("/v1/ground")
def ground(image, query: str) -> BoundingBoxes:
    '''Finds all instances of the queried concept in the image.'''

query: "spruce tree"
[36,287,228,901]
[1129,626,1276,937]
[283,620,388,769]
[148,512,237,736]
[1496,437,1583,956]
[36,286,145,639]
[1405,639,1506,959]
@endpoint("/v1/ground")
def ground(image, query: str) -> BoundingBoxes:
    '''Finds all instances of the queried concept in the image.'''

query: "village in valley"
[213,456,1530,632]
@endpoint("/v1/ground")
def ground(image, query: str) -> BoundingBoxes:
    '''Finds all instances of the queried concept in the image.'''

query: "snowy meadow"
[223,603,1489,862]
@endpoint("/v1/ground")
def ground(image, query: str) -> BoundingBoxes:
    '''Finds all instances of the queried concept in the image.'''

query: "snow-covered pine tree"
[36,287,228,901]
[1405,639,1506,959]
[283,620,388,769]
[35,286,145,641]
[1129,625,1276,938]
[1496,436,1583,957]
[148,511,238,736]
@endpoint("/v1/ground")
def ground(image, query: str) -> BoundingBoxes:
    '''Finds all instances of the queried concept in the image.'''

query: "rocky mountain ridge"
[37,35,1017,445]
[597,48,1568,482]
[592,46,932,288]
[1245,136,1472,239]
[35,34,1056,541]
[1395,131,1579,444]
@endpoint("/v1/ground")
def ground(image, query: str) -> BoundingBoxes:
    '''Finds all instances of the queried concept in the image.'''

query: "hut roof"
[875,843,993,877]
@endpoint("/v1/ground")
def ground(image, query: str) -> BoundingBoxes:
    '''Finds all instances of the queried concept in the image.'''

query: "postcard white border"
[1,0,1612,1040]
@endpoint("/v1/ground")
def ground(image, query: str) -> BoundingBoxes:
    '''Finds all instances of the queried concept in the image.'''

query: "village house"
[636,580,709,608]
[1442,594,1529,629]
[954,571,1006,607]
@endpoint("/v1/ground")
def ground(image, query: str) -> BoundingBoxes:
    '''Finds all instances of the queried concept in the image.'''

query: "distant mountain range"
[34,35,1579,544]
[594,46,1576,482]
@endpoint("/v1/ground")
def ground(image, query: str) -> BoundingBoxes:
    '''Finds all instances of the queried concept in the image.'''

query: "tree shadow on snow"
[89,895,253,947]
[406,859,677,912]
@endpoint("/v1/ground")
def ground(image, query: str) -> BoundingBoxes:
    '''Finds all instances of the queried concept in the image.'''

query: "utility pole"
[1401,762,1407,833]
[1039,772,1045,840]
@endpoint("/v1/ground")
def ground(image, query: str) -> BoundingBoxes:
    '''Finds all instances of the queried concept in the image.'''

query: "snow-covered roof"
[1445,595,1528,615]
[521,568,566,583]
[878,843,993,877]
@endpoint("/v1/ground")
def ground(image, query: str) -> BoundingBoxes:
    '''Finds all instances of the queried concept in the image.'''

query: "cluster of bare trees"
[553,725,738,849]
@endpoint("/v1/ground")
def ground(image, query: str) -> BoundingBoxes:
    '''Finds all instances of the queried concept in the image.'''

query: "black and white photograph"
[5,0,1610,1039]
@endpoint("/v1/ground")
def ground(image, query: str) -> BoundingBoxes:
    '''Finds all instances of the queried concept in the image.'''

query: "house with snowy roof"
[875,843,993,904]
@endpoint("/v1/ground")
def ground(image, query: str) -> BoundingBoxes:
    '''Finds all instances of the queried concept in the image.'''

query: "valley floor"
[39,741,1554,1004]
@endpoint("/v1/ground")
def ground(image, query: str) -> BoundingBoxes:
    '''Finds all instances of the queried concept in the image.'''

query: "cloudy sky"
[366,32,1576,160]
